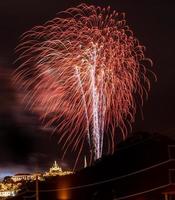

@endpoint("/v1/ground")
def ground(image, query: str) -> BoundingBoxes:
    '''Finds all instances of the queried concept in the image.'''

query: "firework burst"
[13,4,155,167]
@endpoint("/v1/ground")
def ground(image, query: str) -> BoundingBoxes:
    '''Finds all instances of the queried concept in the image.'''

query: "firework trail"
[13,4,155,165]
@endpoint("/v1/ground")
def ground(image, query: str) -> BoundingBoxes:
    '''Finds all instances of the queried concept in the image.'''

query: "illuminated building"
[0,190,16,197]
[11,173,34,182]
[11,173,42,182]
[44,161,73,177]
[0,182,21,198]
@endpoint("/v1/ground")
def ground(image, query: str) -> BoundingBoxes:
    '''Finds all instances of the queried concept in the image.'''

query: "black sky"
[0,0,175,174]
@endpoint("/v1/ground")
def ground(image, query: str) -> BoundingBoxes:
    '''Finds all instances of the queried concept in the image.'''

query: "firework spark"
[13,4,155,166]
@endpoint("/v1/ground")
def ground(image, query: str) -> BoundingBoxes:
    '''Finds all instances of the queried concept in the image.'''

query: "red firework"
[13,4,155,167]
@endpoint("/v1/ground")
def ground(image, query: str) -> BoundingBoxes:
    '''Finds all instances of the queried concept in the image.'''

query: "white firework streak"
[76,44,106,160]
[90,44,101,160]
[75,66,91,147]
[99,70,106,156]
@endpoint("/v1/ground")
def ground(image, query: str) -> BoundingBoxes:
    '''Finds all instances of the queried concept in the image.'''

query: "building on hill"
[11,161,72,184]
[0,181,21,198]
[44,161,73,177]
[11,174,34,182]
[11,173,43,182]
[0,190,16,198]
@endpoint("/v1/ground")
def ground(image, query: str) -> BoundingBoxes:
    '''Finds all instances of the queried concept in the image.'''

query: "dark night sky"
[0,0,175,176]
